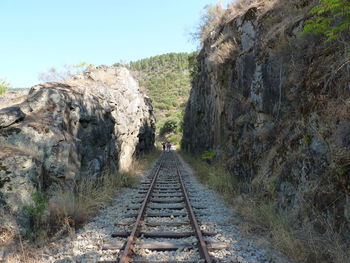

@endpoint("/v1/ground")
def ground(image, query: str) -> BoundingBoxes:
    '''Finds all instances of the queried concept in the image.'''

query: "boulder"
[0,66,155,232]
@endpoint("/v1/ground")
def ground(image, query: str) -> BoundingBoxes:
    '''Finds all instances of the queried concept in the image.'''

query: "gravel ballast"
[27,152,292,263]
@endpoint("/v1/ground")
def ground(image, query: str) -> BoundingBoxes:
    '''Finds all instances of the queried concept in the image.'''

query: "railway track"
[99,152,228,263]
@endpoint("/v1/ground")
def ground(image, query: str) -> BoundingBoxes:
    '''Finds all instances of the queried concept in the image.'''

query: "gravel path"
[30,152,292,263]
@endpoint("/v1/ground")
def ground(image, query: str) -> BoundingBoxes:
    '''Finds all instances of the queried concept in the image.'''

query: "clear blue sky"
[0,0,231,88]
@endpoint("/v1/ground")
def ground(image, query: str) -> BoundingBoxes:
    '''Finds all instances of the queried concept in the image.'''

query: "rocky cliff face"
[183,0,350,248]
[0,66,155,232]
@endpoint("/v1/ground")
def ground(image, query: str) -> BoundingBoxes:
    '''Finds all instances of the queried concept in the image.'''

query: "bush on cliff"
[26,192,47,240]
[184,0,350,262]
[303,0,350,43]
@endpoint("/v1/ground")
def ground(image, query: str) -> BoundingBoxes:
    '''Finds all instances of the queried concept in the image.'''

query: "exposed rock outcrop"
[0,66,155,232]
[183,0,350,252]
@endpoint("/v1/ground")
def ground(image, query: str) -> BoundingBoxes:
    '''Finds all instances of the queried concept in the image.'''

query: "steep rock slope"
[0,66,155,232]
[183,0,350,256]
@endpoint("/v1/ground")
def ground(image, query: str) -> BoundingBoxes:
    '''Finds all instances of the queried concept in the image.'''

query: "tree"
[0,78,10,96]
[113,60,129,67]
[303,0,350,42]
[159,119,178,136]
[123,52,195,146]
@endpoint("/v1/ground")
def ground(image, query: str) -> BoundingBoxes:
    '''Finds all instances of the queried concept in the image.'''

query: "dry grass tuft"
[179,151,237,199]
[236,193,350,262]
[47,151,161,236]
[180,151,350,263]
[46,170,137,236]
[198,0,278,44]
[225,0,271,23]
[209,40,236,65]
[3,150,161,262]
[0,227,14,247]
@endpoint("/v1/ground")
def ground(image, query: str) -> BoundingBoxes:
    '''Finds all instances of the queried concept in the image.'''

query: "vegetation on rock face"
[0,78,10,96]
[26,192,47,240]
[303,0,350,42]
[183,0,350,262]
[116,52,197,146]
[201,150,217,162]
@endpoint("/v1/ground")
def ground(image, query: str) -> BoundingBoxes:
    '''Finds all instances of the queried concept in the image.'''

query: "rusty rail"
[174,153,213,263]
[116,152,213,263]
[118,154,164,263]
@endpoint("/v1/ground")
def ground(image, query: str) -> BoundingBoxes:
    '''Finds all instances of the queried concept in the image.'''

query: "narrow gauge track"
[99,152,227,263]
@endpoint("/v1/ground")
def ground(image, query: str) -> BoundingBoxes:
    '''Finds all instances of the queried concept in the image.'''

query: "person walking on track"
[166,141,171,152]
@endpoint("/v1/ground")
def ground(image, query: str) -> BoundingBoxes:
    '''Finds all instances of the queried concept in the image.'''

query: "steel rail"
[173,153,213,263]
[118,154,165,263]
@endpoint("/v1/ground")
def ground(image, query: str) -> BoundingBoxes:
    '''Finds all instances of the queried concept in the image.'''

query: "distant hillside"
[116,52,197,145]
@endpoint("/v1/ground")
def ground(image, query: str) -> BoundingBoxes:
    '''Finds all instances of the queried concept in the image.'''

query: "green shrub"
[0,78,10,96]
[167,134,181,146]
[26,191,47,239]
[154,102,172,110]
[201,150,217,160]
[159,119,178,136]
[302,0,350,42]
[179,151,238,197]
